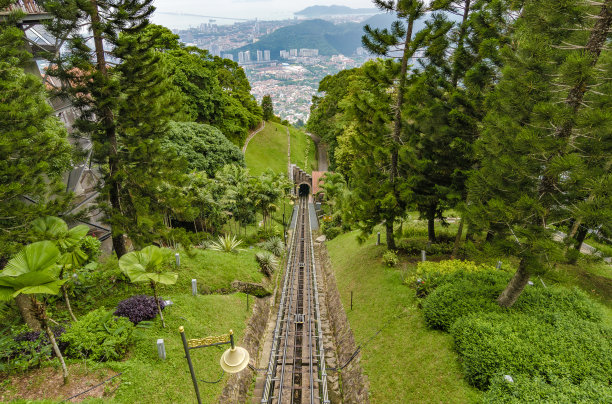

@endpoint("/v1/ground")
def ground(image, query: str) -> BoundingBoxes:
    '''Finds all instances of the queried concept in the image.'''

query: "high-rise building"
[257,50,263,62]
[264,50,270,61]
[289,49,298,57]
[223,53,234,61]
[244,50,251,62]
[238,52,245,64]
[280,50,289,59]
[299,48,319,57]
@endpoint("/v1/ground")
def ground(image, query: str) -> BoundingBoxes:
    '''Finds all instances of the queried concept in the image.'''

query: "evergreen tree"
[261,94,274,121]
[467,0,611,307]
[0,19,72,263]
[43,0,185,255]
[359,0,429,249]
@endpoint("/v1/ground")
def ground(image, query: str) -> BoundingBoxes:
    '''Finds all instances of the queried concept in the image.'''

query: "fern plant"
[255,252,278,277]
[209,234,243,253]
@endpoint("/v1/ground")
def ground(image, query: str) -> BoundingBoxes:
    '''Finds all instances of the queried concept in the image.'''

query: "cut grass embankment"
[1,248,264,403]
[326,230,482,403]
[245,121,288,176]
[245,121,317,176]
[289,126,317,172]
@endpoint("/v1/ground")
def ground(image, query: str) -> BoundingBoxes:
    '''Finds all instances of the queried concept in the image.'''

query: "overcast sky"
[151,0,378,28]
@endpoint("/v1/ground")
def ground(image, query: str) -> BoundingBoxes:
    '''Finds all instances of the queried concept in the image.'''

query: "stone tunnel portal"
[298,183,310,197]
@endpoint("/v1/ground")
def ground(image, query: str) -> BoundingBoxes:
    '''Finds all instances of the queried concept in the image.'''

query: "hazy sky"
[151,0,378,28]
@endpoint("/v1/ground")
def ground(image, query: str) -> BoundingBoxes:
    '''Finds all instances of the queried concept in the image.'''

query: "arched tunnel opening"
[298,183,310,197]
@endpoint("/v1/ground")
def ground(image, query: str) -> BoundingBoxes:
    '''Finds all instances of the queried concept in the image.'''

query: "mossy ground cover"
[0,247,264,403]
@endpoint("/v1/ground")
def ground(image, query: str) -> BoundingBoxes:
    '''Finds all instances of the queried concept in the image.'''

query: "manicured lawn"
[326,230,482,403]
[245,121,288,176]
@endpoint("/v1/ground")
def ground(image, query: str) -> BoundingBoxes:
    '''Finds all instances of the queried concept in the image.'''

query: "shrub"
[512,287,602,323]
[257,225,281,240]
[483,375,612,403]
[209,234,243,253]
[255,252,278,277]
[114,295,166,325]
[422,271,510,331]
[0,325,66,373]
[396,238,453,256]
[408,260,497,296]
[382,250,399,267]
[61,308,133,361]
[260,236,284,257]
[79,235,101,263]
[450,312,612,390]
[321,223,342,240]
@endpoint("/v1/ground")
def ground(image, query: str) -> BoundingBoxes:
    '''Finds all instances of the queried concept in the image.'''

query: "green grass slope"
[245,121,317,176]
[289,126,317,172]
[326,231,481,403]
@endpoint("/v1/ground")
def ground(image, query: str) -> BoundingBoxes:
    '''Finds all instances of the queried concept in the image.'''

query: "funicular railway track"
[260,196,329,404]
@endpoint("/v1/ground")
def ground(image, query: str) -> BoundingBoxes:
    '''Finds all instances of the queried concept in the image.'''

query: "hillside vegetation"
[245,121,317,176]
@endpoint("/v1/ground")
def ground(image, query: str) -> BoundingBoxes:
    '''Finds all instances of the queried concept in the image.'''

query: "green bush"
[512,287,603,323]
[61,308,134,361]
[382,250,399,267]
[450,312,612,390]
[408,260,497,296]
[397,238,453,256]
[260,236,284,257]
[321,224,342,240]
[422,271,510,331]
[483,375,612,403]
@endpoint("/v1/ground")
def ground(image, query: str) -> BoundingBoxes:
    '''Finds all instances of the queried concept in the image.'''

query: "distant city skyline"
[151,0,377,28]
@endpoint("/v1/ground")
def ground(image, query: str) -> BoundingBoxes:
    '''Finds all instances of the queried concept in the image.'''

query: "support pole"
[179,326,202,404]
[377,232,381,246]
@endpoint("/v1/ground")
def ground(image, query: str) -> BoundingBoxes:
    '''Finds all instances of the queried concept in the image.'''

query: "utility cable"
[199,370,225,384]
[61,372,123,402]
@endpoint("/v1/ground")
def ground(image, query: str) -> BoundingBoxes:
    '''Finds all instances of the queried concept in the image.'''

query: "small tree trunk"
[34,298,68,383]
[451,218,464,259]
[386,221,396,250]
[573,225,588,252]
[151,281,165,328]
[15,294,41,331]
[427,217,436,243]
[497,258,530,308]
[62,284,77,322]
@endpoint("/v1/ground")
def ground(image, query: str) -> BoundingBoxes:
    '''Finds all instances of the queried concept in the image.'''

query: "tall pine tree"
[467,0,611,307]
[43,0,185,254]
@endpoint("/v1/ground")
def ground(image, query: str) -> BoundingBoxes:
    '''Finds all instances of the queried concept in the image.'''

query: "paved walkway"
[242,120,266,153]
[306,132,328,171]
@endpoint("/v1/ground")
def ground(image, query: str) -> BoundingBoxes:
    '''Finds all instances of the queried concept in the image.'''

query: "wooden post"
[350,291,353,311]
[376,232,381,246]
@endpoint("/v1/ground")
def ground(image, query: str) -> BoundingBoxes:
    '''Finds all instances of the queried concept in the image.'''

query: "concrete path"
[242,120,266,154]
[306,132,329,171]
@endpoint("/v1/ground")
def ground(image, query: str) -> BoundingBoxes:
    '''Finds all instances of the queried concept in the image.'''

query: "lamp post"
[179,326,250,404]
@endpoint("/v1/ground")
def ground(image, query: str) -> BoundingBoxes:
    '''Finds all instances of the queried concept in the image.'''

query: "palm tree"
[32,216,90,321]
[0,241,69,382]
[118,246,178,328]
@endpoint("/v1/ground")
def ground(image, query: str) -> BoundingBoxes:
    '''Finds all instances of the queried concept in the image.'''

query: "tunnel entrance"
[298,183,310,197]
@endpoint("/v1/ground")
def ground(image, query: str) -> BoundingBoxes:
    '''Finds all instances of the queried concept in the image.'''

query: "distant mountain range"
[295,5,379,17]
[231,14,404,58]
